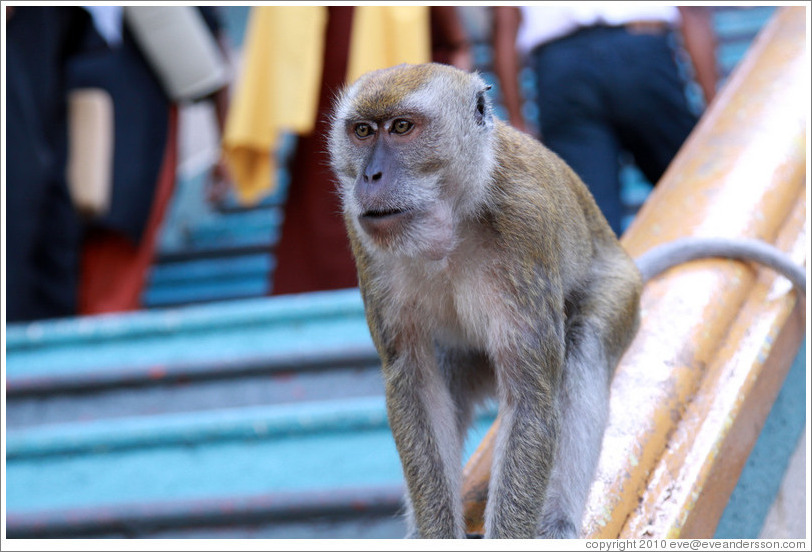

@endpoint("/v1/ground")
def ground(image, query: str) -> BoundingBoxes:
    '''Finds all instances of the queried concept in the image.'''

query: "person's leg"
[79,106,179,315]
[532,33,624,235]
[6,8,82,322]
[34,172,81,319]
[607,30,699,185]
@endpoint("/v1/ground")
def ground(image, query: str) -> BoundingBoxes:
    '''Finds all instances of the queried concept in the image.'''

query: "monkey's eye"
[390,119,414,135]
[354,123,373,139]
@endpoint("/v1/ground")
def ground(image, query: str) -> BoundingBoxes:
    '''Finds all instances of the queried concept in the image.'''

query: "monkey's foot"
[537,518,579,539]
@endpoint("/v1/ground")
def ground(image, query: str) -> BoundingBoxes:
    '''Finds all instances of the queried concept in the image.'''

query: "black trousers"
[5,8,87,322]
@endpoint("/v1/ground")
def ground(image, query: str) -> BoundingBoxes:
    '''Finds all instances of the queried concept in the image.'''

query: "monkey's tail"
[635,237,807,293]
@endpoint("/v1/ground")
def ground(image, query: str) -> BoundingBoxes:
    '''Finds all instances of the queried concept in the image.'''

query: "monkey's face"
[329,63,496,260]
[343,113,442,253]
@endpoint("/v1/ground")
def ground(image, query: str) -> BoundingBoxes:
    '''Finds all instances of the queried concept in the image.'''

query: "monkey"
[327,63,806,539]
[328,61,640,539]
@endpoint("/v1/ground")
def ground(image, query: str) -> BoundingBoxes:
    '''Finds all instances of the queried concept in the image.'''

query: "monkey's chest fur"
[370,229,530,366]
[395,260,497,347]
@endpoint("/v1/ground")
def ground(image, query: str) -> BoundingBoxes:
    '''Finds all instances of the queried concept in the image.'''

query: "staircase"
[6,289,498,537]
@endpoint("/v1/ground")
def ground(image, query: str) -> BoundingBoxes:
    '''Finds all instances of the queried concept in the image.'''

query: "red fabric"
[78,105,179,315]
[270,6,359,296]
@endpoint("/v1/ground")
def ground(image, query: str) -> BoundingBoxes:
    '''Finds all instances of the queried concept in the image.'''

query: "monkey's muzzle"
[358,208,413,239]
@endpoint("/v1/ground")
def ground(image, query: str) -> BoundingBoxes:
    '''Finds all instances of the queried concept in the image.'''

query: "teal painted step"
[143,254,273,307]
[187,208,281,248]
[144,224,278,306]
[139,510,406,539]
[7,396,390,460]
[147,254,273,285]
[713,6,777,78]
[156,207,281,258]
[7,485,405,539]
[6,399,402,514]
[6,288,376,394]
[6,362,386,429]
[145,168,286,304]
[156,166,284,258]
[142,277,272,308]
[712,6,776,39]
[715,342,806,538]
[6,395,496,536]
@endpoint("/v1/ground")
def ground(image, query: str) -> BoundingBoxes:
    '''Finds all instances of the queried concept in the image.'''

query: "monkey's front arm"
[483,312,565,539]
[383,344,467,539]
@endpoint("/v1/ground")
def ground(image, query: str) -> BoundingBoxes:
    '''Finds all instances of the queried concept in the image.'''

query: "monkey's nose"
[363,171,383,183]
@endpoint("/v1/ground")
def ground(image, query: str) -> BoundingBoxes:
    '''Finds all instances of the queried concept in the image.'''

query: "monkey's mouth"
[358,207,414,238]
[361,207,408,219]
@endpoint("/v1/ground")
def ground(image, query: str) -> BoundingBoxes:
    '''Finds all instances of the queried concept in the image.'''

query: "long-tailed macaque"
[328,63,805,539]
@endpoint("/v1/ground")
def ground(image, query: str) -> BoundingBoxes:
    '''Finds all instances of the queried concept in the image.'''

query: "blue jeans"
[530,25,698,235]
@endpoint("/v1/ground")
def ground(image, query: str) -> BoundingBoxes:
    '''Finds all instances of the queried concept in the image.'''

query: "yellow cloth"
[346,6,431,83]
[222,6,430,205]
[221,7,326,205]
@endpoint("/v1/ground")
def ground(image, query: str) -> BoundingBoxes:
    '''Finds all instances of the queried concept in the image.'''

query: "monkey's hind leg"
[537,329,611,538]
[538,261,641,538]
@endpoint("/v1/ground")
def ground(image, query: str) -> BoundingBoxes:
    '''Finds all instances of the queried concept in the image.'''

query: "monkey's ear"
[475,88,493,127]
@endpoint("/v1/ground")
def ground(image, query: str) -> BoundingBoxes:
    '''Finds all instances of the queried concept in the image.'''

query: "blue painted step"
[5,399,402,537]
[5,287,398,536]
[6,288,376,394]
[143,254,274,307]
[183,208,281,249]
[6,398,402,516]
[143,276,272,307]
[148,254,273,284]
[6,395,496,537]
[143,159,289,306]
[156,207,282,259]
[5,284,499,537]
[713,6,777,77]
[712,6,777,38]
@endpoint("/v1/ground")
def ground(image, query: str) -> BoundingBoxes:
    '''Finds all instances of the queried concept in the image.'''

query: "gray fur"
[636,236,806,293]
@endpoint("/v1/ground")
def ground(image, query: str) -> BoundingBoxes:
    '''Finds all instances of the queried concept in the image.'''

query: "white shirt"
[517,5,681,54]
[83,6,124,46]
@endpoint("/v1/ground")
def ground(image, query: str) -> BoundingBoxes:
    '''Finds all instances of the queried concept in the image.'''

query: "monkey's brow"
[348,84,430,122]
[346,107,421,124]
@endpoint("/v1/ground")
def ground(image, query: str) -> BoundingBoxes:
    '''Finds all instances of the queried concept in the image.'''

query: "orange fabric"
[79,105,179,315]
